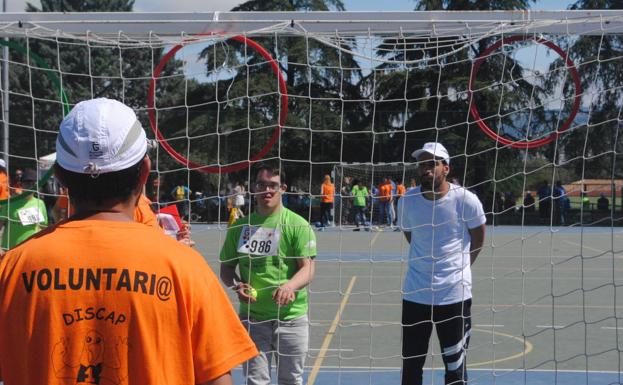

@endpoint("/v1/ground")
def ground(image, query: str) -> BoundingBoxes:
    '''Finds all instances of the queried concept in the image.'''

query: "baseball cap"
[0,158,5,169]
[411,142,450,165]
[56,98,147,176]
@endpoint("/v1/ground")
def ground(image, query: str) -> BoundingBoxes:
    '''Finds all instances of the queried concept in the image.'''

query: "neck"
[422,180,450,201]
[71,196,138,221]
[256,203,281,217]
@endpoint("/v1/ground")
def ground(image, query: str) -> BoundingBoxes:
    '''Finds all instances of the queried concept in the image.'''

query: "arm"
[219,263,256,303]
[273,258,315,306]
[468,224,485,265]
[197,372,233,385]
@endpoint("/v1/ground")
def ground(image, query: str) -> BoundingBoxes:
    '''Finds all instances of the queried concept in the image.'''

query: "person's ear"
[137,156,151,190]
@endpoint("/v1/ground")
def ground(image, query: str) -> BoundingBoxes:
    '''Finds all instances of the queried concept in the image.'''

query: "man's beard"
[419,175,442,192]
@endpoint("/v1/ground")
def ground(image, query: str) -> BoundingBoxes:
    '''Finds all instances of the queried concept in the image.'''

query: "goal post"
[0,10,621,384]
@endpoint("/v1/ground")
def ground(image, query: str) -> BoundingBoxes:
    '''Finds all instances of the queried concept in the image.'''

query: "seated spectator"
[597,193,609,211]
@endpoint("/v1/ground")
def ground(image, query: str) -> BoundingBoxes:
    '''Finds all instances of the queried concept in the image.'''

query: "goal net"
[333,163,419,227]
[0,10,622,384]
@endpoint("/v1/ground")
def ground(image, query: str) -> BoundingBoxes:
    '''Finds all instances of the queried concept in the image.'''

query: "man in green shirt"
[220,164,316,385]
[0,169,48,251]
[351,179,369,231]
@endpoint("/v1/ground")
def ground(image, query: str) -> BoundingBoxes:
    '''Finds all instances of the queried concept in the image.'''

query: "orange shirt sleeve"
[134,195,159,228]
[190,259,258,382]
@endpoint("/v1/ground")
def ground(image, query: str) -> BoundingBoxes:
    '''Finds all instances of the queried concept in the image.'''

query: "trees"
[189,0,361,190]
[547,0,623,180]
[8,0,144,171]
[367,0,537,205]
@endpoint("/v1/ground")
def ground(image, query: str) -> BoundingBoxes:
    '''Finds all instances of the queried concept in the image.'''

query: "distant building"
[562,179,623,198]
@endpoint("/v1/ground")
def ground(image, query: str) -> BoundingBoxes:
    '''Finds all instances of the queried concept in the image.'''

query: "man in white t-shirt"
[396,142,486,385]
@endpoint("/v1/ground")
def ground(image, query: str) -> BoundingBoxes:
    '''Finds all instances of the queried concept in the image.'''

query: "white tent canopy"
[38,152,56,170]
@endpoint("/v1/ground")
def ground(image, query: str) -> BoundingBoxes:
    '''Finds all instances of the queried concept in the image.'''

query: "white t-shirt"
[234,185,245,207]
[397,184,486,305]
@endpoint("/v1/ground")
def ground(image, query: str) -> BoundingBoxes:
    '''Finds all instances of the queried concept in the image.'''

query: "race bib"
[17,207,45,226]
[237,225,280,256]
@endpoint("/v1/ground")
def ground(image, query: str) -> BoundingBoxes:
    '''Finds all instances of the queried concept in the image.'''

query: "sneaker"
[353,228,361,232]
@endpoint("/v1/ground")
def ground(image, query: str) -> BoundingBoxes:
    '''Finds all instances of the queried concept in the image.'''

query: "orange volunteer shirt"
[396,184,406,197]
[379,183,392,202]
[0,172,7,201]
[321,182,335,203]
[0,220,257,385]
[134,194,159,228]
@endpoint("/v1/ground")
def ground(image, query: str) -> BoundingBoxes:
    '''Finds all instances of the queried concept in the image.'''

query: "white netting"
[0,12,621,385]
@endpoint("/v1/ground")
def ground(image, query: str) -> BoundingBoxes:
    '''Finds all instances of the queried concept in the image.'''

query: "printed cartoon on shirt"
[52,330,129,384]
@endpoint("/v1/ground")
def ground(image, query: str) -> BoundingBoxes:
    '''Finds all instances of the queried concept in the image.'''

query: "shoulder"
[282,208,311,227]
[449,186,483,208]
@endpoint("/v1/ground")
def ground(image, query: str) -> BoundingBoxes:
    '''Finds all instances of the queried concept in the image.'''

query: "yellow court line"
[371,230,382,246]
[307,276,357,385]
[469,328,534,367]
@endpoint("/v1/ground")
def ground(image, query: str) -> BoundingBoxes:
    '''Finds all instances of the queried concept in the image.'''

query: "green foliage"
[26,0,134,12]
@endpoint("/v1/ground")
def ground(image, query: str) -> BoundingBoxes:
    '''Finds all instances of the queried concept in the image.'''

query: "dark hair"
[54,158,144,207]
[253,162,286,184]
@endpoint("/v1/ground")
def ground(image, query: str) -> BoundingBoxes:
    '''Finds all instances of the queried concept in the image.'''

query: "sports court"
[191,224,623,385]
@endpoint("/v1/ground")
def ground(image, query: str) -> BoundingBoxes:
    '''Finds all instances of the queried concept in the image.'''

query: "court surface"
[192,224,623,385]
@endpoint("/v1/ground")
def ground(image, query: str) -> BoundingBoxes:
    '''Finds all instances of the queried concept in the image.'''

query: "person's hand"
[176,222,195,247]
[272,284,296,306]
[234,282,257,304]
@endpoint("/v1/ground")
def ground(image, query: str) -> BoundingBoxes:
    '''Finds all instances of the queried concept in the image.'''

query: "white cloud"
[133,0,243,12]
[6,0,36,12]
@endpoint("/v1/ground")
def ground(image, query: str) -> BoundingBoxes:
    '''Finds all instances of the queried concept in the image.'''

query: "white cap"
[56,98,147,176]
[411,142,450,165]
[0,159,5,169]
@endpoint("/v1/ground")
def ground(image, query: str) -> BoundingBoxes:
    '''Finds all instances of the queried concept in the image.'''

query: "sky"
[5,0,578,12]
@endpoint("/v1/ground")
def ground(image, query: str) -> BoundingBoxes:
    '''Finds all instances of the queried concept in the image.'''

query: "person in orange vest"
[320,174,335,227]
[378,177,393,227]
[394,180,406,228]
[0,159,8,201]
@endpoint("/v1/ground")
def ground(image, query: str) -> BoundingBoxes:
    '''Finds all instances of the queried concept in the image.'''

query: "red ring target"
[147,35,288,173]
[468,35,582,149]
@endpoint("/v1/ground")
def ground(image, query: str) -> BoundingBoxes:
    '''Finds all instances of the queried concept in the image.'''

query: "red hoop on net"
[147,34,288,173]
[468,35,582,149]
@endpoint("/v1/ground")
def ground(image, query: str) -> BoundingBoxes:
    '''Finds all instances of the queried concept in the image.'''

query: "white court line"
[309,348,354,352]
[536,325,566,329]
[475,324,505,328]
[562,239,608,254]
[601,326,623,330]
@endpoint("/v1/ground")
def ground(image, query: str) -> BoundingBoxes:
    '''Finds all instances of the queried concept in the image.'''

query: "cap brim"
[411,149,431,159]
